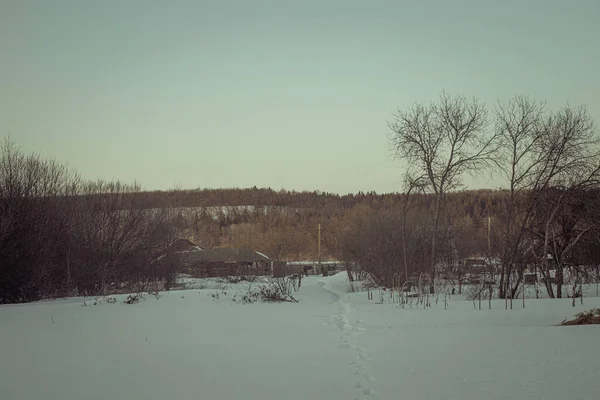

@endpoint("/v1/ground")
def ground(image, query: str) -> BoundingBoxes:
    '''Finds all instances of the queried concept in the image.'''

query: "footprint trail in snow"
[333,298,377,398]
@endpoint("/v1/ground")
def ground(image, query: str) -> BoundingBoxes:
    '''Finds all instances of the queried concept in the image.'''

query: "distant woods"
[2,93,600,303]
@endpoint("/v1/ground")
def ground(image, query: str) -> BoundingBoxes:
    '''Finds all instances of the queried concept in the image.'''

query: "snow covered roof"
[154,239,204,262]
[255,251,270,260]
[177,247,270,264]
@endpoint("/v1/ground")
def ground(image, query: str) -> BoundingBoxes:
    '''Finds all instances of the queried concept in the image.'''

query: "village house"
[157,239,272,277]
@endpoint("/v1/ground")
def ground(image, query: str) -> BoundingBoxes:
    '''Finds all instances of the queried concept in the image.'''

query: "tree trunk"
[556,265,563,298]
[101,267,108,297]
[543,244,555,299]
[510,273,524,300]
[346,264,355,282]
[402,227,408,286]
[401,194,410,287]
[539,267,555,298]
[499,264,506,299]
[505,274,509,309]
[499,182,517,300]
[596,265,600,297]
[430,196,441,294]
[65,242,72,293]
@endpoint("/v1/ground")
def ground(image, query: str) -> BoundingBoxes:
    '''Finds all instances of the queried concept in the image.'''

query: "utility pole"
[487,215,491,253]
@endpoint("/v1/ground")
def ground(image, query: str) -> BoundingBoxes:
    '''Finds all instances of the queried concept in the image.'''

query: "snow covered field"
[1,273,598,400]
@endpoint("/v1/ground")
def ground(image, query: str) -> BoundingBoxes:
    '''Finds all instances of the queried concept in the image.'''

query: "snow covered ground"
[1,273,599,400]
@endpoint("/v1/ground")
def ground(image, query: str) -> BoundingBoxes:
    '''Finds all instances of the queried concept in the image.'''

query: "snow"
[1,273,599,400]
[154,247,203,262]
[254,251,270,260]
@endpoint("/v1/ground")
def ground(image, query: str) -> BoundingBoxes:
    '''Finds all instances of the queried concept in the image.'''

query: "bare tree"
[529,107,600,298]
[0,138,81,302]
[497,99,600,299]
[389,92,500,293]
[530,187,599,298]
[495,96,547,298]
[341,204,430,289]
[401,173,427,286]
[0,138,214,303]
[69,180,154,295]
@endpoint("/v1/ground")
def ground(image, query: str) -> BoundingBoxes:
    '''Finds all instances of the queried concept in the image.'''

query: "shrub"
[233,277,297,304]
[219,275,263,284]
[124,293,146,304]
[561,308,600,325]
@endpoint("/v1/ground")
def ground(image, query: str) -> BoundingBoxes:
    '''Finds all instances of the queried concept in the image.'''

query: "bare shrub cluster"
[233,277,298,304]
[561,308,600,325]
[0,139,179,304]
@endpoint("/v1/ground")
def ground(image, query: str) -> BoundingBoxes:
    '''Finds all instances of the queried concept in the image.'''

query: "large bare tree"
[388,92,500,293]
[530,106,600,298]
[400,173,427,285]
[494,95,547,298]
[496,99,600,298]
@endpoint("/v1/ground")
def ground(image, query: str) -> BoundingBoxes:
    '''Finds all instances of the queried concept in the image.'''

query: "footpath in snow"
[1,273,599,400]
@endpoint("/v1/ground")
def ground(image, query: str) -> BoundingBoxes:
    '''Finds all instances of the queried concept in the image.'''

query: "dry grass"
[561,309,600,326]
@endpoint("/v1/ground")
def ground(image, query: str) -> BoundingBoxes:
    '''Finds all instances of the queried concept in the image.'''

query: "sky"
[1,0,599,194]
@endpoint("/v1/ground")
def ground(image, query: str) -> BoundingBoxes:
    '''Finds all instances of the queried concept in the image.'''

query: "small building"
[155,238,203,261]
[274,260,344,277]
[154,239,271,277]
[464,258,488,274]
[461,257,498,284]
[179,247,272,277]
[524,273,537,285]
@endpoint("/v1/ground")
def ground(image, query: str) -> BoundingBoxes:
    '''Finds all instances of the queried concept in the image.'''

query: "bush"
[124,293,146,304]
[96,296,117,305]
[0,139,190,304]
[561,308,600,325]
[233,289,260,304]
[258,280,297,303]
[219,275,263,284]
[233,277,298,304]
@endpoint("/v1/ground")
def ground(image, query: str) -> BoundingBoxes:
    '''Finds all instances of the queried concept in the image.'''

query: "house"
[166,238,203,253]
[153,239,204,274]
[154,239,271,277]
[178,246,272,277]
[155,238,203,261]
[463,258,487,273]
[524,273,537,284]
[273,260,344,277]
[460,257,498,284]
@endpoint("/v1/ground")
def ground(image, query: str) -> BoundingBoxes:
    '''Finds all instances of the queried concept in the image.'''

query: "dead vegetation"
[218,275,263,284]
[560,308,600,325]
[233,276,299,304]
[124,293,146,304]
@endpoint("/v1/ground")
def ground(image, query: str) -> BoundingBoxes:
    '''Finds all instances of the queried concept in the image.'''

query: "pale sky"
[1,0,599,194]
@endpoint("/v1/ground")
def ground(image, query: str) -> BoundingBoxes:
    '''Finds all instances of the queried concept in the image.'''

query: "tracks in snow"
[321,280,377,399]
